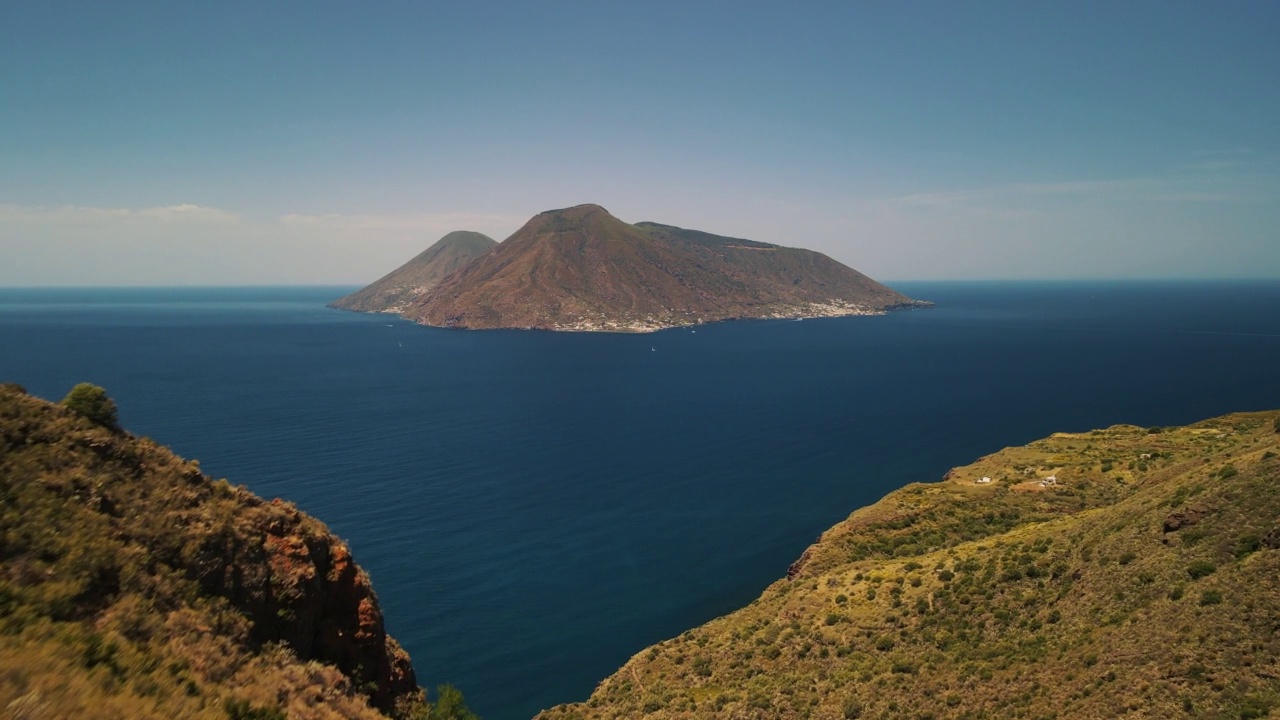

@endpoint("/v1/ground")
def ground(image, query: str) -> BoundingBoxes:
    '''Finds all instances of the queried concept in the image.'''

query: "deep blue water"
[2,281,1279,719]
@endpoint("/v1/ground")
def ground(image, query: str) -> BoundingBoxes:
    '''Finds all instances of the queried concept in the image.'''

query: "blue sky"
[2,1,1277,284]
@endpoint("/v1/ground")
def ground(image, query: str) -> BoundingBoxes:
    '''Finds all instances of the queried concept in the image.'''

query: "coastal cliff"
[540,411,1280,719]
[0,384,447,719]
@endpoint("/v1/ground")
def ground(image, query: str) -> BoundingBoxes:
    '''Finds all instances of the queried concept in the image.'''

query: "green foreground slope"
[0,384,478,720]
[541,412,1280,720]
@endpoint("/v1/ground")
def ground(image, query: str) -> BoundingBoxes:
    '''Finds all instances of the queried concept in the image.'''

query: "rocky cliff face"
[0,383,426,719]
[174,487,419,710]
[400,204,929,332]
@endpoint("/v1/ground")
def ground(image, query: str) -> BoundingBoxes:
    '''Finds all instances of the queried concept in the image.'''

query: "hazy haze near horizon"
[2,2,1278,286]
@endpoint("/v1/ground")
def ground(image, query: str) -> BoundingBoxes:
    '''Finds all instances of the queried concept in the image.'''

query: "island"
[332,204,931,332]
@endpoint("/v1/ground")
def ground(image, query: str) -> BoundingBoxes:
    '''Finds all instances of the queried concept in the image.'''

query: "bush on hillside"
[61,383,119,430]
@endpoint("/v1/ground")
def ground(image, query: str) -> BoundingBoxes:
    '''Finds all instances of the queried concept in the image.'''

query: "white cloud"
[2,184,1275,285]
[278,211,525,234]
[817,170,1280,280]
[0,203,527,285]
[0,203,241,225]
[876,176,1232,212]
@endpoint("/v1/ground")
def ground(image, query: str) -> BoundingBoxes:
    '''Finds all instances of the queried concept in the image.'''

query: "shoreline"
[404,299,935,334]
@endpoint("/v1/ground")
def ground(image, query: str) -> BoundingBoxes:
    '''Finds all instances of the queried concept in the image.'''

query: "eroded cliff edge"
[0,383,431,719]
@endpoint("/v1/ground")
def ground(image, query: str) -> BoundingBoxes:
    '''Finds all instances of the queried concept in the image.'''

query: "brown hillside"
[0,383,433,719]
[405,204,927,332]
[330,231,497,313]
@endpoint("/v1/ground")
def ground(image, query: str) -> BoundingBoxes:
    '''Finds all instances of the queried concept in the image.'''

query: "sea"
[1,281,1278,720]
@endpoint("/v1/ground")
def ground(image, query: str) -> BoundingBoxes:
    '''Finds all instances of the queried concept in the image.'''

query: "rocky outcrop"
[183,495,419,709]
[0,384,426,717]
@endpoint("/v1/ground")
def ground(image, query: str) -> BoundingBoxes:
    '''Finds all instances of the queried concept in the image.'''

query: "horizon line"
[2,277,1280,291]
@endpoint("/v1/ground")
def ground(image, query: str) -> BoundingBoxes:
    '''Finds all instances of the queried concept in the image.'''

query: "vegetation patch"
[0,385,478,720]
[539,410,1280,720]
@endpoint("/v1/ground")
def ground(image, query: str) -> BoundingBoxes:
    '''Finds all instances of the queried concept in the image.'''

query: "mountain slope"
[331,231,497,313]
[539,412,1280,719]
[0,383,454,719]
[404,204,927,332]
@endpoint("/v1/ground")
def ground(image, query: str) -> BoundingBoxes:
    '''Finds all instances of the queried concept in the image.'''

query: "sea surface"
[2,281,1279,719]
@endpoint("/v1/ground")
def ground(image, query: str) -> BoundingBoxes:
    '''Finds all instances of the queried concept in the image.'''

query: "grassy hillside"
[0,384,476,720]
[540,411,1280,719]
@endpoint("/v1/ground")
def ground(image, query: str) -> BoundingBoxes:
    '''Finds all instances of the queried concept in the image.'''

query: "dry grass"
[541,411,1280,720]
[0,384,451,719]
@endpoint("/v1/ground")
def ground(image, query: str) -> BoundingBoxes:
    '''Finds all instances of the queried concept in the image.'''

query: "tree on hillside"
[62,383,120,430]
[428,685,480,720]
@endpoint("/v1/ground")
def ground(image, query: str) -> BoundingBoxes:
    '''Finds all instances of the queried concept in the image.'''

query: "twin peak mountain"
[329,203,931,332]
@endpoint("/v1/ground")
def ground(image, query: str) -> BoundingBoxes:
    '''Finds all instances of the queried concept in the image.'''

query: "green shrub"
[1181,528,1209,547]
[1186,561,1216,579]
[1199,589,1222,606]
[61,383,120,430]
[428,685,480,720]
[999,566,1023,582]
[691,657,712,677]
[1234,534,1262,560]
[223,699,287,720]
[1241,693,1275,719]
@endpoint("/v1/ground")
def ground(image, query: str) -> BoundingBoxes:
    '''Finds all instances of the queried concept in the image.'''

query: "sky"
[1,1,1278,285]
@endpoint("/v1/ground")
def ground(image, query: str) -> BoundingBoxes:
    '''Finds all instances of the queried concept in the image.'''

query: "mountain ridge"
[329,231,497,313]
